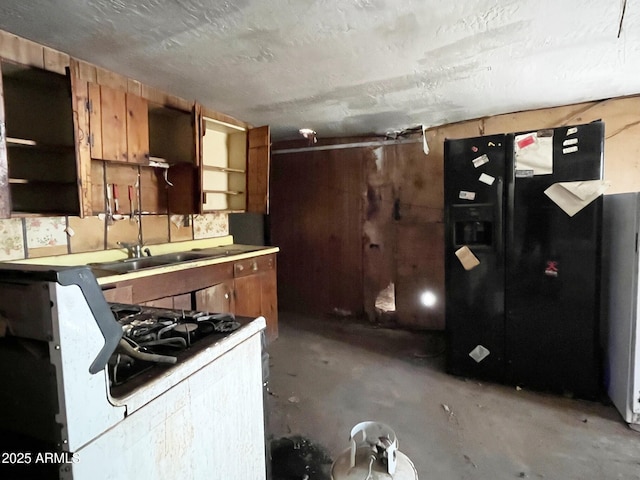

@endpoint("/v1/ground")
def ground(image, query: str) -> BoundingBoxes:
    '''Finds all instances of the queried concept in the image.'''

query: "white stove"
[0,264,267,479]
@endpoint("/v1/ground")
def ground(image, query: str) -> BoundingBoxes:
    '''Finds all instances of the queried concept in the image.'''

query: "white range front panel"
[70,331,266,480]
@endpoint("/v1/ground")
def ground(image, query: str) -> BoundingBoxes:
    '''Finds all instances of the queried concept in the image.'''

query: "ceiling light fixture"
[299,128,317,144]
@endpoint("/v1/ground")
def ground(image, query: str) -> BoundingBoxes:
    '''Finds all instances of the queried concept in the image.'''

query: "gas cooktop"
[107,303,241,394]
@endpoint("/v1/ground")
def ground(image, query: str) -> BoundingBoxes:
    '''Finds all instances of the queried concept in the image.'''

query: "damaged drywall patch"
[375,282,396,312]
[363,146,396,323]
[373,146,384,171]
[374,282,398,325]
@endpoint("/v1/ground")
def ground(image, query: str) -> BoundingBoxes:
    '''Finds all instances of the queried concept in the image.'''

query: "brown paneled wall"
[271,95,640,330]
[270,147,366,316]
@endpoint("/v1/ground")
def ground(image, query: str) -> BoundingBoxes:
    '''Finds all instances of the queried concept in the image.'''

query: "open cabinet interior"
[202,117,247,212]
[149,102,198,215]
[3,60,80,216]
[148,102,194,165]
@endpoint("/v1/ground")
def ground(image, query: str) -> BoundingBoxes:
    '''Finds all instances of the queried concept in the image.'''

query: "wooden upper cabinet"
[88,83,149,164]
[247,125,270,214]
[199,113,271,214]
[0,59,82,218]
[0,67,10,218]
[126,93,149,164]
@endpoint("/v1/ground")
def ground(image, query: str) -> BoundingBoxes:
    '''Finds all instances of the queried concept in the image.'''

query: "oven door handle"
[57,267,123,374]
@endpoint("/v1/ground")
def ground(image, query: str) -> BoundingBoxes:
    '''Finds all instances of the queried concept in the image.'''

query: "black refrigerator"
[444,121,604,399]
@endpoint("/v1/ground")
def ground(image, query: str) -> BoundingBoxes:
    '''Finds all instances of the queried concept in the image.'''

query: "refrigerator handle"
[496,176,504,262]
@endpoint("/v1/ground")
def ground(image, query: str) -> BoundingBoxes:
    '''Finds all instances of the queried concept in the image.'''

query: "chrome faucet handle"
[117,241,143,258]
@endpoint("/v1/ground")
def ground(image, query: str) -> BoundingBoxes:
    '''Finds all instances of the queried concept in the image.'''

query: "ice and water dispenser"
[451,204,497,249]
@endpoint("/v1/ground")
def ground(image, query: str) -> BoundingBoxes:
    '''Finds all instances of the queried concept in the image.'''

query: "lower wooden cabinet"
[194,279,235,313]
[233,255,278,342]
[100,253,278,343]
[141,293,191,309]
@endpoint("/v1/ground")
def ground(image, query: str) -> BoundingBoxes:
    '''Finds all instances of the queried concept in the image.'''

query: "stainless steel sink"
[90,245,267,275]
[90,257,171,273]
[90,251,226,274]
[151,251,217,263]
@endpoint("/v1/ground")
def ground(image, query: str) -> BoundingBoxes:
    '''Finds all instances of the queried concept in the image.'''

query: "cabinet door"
[88,85,149,164]
[0,67,9,218]
[246,125,270,214]
[172,292,193,310]
[89,83,127,162]
[261,268,278,342]
[125,93,149,164]
[234,274,262,318]
[101,285,133,303]
[142,296,174,308]
[194,280,235,314]
[69,59,92,217]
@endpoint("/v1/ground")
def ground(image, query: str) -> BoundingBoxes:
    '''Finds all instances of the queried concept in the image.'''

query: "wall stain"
[366,185,380,219]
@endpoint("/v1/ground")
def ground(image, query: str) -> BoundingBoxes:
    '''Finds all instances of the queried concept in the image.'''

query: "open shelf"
[202,165,245,174]
[1,59,79,216]
[6,137,75,151]
[201,116,247,212]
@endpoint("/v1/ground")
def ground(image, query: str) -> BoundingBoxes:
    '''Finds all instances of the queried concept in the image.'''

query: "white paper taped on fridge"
[544,180,609,217]
[515,131,553,175]
[459,191,476,200]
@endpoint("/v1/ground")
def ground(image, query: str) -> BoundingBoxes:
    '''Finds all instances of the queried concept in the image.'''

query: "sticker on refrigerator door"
[472,154,489,168]
[566,127,578,136]
[469,345,490,363]
[563,145,578,154]
[459,191,476,201]
[454,246,480,271]
[478,173,495,185]
[544,261,559,277]
[563,138,578,147]
[516,134,535,149]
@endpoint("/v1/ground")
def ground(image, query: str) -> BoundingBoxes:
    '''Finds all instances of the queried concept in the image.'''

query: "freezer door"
[603,193,640,424]
[505,121,604,398]
[444,134,510,382]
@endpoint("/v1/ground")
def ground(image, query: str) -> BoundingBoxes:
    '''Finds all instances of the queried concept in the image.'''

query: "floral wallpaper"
[0,218,25,260]
[25,217,67,249]
[0,213,227,262]
[193,213,229,239]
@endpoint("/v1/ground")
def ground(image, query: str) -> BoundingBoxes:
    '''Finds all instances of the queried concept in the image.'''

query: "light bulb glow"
[420,290,437,308]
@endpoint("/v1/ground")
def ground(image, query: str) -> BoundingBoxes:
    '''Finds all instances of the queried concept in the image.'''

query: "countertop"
[6,236,279,285]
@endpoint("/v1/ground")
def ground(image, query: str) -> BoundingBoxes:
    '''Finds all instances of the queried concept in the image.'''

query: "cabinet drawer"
[233,254,275,278]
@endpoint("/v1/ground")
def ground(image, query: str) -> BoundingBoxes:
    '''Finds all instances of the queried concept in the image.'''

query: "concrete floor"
[266,311,640,480]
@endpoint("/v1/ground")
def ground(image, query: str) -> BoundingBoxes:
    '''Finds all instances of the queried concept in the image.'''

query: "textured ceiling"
[0,1,638,141]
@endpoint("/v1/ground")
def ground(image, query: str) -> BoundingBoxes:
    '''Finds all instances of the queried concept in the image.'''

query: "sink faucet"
[118,242,147,259]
